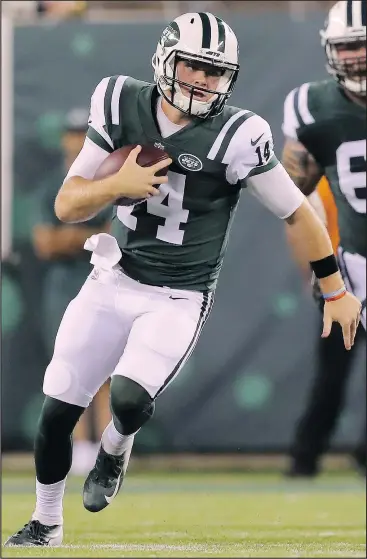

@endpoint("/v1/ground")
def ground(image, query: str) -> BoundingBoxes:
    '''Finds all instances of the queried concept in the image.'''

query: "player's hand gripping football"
[322,291,362,350]
[109,145,172,200]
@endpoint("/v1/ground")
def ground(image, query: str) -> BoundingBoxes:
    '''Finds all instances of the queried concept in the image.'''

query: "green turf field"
[2,472,366,557]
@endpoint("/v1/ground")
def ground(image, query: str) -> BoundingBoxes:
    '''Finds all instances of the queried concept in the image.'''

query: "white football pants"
[43,265,213,408]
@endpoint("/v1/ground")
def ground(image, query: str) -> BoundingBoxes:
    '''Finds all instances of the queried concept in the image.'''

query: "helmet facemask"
[157,50,239,118]
[323,35,366,95]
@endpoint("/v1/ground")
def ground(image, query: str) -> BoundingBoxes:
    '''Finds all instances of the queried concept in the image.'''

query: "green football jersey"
[87,75,278,291]
[282,79,366,257]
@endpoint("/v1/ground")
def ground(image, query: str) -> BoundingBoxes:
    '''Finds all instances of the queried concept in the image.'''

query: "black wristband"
[310,254,339,279]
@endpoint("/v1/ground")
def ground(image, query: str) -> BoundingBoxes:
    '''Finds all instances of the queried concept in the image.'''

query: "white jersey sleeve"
[63,137,110,183]
[86,75,129,153]
[282,82,315,140]
[86,77,115,152]
[225,114,278,183]
[64,76,130,183]
[246,163,305,219]
[223,113,304,219]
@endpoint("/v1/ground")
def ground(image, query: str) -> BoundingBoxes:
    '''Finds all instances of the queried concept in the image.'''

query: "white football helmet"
[320,0,366,95]
[152,12,240,118]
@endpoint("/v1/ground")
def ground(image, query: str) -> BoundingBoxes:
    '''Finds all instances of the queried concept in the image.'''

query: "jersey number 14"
[116,171,189,245]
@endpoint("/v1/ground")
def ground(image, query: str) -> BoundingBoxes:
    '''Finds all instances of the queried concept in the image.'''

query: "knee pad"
[37,396,84,440]
[110,376,155,436]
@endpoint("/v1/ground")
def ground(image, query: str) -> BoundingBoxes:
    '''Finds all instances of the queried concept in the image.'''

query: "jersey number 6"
[336,140,366,214]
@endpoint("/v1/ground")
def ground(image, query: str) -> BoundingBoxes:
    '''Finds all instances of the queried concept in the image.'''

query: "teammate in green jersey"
[6,10,361,546]
[282,0,366,477]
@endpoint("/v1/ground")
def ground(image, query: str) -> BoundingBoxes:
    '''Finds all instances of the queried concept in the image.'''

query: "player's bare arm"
[282,138,326,280]
[282,138,323,197]
[55,145,171,224]
[244,154,361,350]
[286,190,327,280]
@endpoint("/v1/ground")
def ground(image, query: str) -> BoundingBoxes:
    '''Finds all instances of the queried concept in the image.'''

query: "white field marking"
[59,543,223,552]
[134,529,363,539]
[139,531,191,538]
[227,529,365,539]
[111,520,365,529]
[58,542,366,550]
[319,529,364,538]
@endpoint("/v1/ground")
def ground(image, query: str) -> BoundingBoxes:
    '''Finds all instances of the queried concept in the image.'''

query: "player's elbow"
[285,197,325,229]
[54,178,80,223]
[285,198,307,225]
[54,180,80,223]
[54,190,74,223]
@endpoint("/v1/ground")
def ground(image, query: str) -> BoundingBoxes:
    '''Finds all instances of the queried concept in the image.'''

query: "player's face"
[176,60,224,102]
[336,43,366,83]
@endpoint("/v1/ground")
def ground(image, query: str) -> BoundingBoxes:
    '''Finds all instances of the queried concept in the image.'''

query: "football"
[94,144,170,206]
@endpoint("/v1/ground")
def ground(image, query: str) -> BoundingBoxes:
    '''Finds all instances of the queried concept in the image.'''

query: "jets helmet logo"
[178,153,203,172]
[160,22,180,48]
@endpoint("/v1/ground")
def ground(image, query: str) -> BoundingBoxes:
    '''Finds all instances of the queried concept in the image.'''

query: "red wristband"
[324,291,347,302]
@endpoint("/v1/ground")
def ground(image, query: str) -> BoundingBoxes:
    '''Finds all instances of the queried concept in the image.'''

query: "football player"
[6,11,361,546]
[282,0,366,477]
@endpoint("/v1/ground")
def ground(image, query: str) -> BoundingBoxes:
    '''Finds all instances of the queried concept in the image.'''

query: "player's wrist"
[322,286,347,302]
[318,271,345,298]
[98,174,127,201]
[310,253,339,279]
[309,254,346,298]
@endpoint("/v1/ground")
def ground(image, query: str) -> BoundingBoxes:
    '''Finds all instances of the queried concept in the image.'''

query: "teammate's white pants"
[43,236,213,408]
[337,246,366,331]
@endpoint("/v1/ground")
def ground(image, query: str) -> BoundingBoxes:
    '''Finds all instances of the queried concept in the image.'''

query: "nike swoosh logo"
[251,133,264,146]
[105,472,122,504]
[169,296,188,300]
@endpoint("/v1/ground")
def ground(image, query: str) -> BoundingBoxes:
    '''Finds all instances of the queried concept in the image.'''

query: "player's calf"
[35,396,84,484]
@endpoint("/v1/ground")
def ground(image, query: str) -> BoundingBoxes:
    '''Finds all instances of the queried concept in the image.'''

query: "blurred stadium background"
[1,2,365,557]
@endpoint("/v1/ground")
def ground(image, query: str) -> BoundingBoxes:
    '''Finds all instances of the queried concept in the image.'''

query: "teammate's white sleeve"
[282,82,315,140]
[225,114,304,218]
[63,137,110,183]
[282,88,299,140]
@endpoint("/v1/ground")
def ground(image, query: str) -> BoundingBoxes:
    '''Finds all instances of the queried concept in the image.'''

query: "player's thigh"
[113,295,212,398]
[43,273,129,407]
